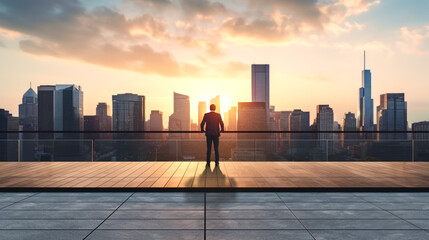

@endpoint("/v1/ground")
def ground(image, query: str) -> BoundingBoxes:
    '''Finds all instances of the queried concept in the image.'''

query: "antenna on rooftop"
[364,50,366,70]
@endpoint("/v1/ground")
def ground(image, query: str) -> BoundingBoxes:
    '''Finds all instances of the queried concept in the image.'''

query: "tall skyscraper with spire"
[358,51,374,132]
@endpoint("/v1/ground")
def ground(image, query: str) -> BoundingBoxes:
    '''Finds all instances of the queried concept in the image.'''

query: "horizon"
[1,0,429,127]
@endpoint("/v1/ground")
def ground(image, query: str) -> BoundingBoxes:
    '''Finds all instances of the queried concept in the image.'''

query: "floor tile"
[0,219,102,229]
[206,230,314,240]
[0,230,90,240]
[293,210,397,219]
[206,210,296,219]
[87,230,203,240]
[287,202,379,210]
[311,230,429,240]
[0,210,112,220]
[301,219,418,230]
[4,202,121,210]
[110,210,204,220]
[206,202,287,210]
[207,219,304,229]
[99,220,203,230]
[119,202,203,210]
[407,220,429,230]
[390,210,429,219]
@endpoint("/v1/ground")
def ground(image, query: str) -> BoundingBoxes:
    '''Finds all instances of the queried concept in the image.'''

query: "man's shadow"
[184,163,236,188]
[184,164,236,218]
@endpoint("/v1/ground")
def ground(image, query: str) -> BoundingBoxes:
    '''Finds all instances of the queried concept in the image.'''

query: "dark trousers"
[206,135,219,164]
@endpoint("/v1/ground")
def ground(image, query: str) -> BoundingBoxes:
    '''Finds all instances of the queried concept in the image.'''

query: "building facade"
[228,106,237,131]
[251,64,270,126]
[169,92,190,139]
[112,93,145,132]
[358,53,374,132]
[342,112,358,147]
[19,87,38,131]
[315,105,334,140]
[198,101,207,126]
[377,93,407,139]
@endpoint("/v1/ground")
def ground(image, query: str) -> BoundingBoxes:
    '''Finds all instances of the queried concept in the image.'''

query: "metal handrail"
[1,130,428,133]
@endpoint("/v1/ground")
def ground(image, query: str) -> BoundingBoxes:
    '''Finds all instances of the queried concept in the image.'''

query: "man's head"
[210,104,216,112]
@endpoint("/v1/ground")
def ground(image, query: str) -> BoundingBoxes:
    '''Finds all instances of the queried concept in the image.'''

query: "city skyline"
[0,0,429,126]
[0,61,423,130]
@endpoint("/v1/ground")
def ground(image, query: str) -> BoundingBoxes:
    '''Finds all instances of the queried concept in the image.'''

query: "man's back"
[201,112,224,136]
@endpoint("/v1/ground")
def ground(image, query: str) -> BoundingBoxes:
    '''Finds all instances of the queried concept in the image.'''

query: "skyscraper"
[198,101,207,125]
[37,84,83,138]
[150,110,163,131]
[169,92,190,139]
[289,109,310,158]
[96,103,112,131]
[412,121,429,140]
[112,93,145,132]
[210,95,220,114]
[228,106,237,131]
[377,93,407,139]
[289,109,310,140]
[19,86,38,131]
[238,102,267,133]
[0,109,19,160]
[96,102,112,139]
[37,85,55,134]
[150,110,163,139]
[342,112,358,148]
[84,115,99,139]
[358,51,374,132]
[36,84,83,159]
[223,111,229,131]
[279,111,292,147]
[251,64,270,126]
[19,86,38,160]
[235,102,267,160]
[314,105,334,140]
[54,84,84,132]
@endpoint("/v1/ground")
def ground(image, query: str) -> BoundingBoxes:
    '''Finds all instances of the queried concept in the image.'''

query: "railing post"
[326,139,329,161]
[91,139,94,162]
[412,139,414,162]
[17,139,20,162]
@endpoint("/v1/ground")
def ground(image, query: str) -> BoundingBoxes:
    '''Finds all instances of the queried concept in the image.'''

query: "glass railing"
[1,137,428,161]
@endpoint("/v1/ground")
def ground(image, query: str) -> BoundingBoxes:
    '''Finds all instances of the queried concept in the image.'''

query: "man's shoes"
[206,162,210,166]
[215,162,219,167]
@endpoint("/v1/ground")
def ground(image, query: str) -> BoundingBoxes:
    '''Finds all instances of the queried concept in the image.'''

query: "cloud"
[221,16,298,44]
[0,0,382,77]
[0,0,201,77]
[174,35,224,56]
[397,26,429,56]
[0,27,22,39]
[125,0,173,11]
[222,61,249,77]
[219,0,380,44]
[179,0,228,18]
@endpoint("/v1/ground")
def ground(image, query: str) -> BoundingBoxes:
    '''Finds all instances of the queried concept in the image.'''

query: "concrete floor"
[0,192,429,240]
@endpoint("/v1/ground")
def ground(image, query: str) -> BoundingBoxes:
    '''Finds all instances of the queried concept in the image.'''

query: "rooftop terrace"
[1,161,428,190]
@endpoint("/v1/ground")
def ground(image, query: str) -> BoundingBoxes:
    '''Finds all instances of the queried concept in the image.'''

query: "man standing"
[200,104,224,166]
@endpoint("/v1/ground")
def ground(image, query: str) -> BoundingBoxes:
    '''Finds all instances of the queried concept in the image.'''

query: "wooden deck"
[1,161,429,189]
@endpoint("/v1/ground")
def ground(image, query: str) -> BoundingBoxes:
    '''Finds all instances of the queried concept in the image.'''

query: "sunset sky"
[0,0,428,127]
